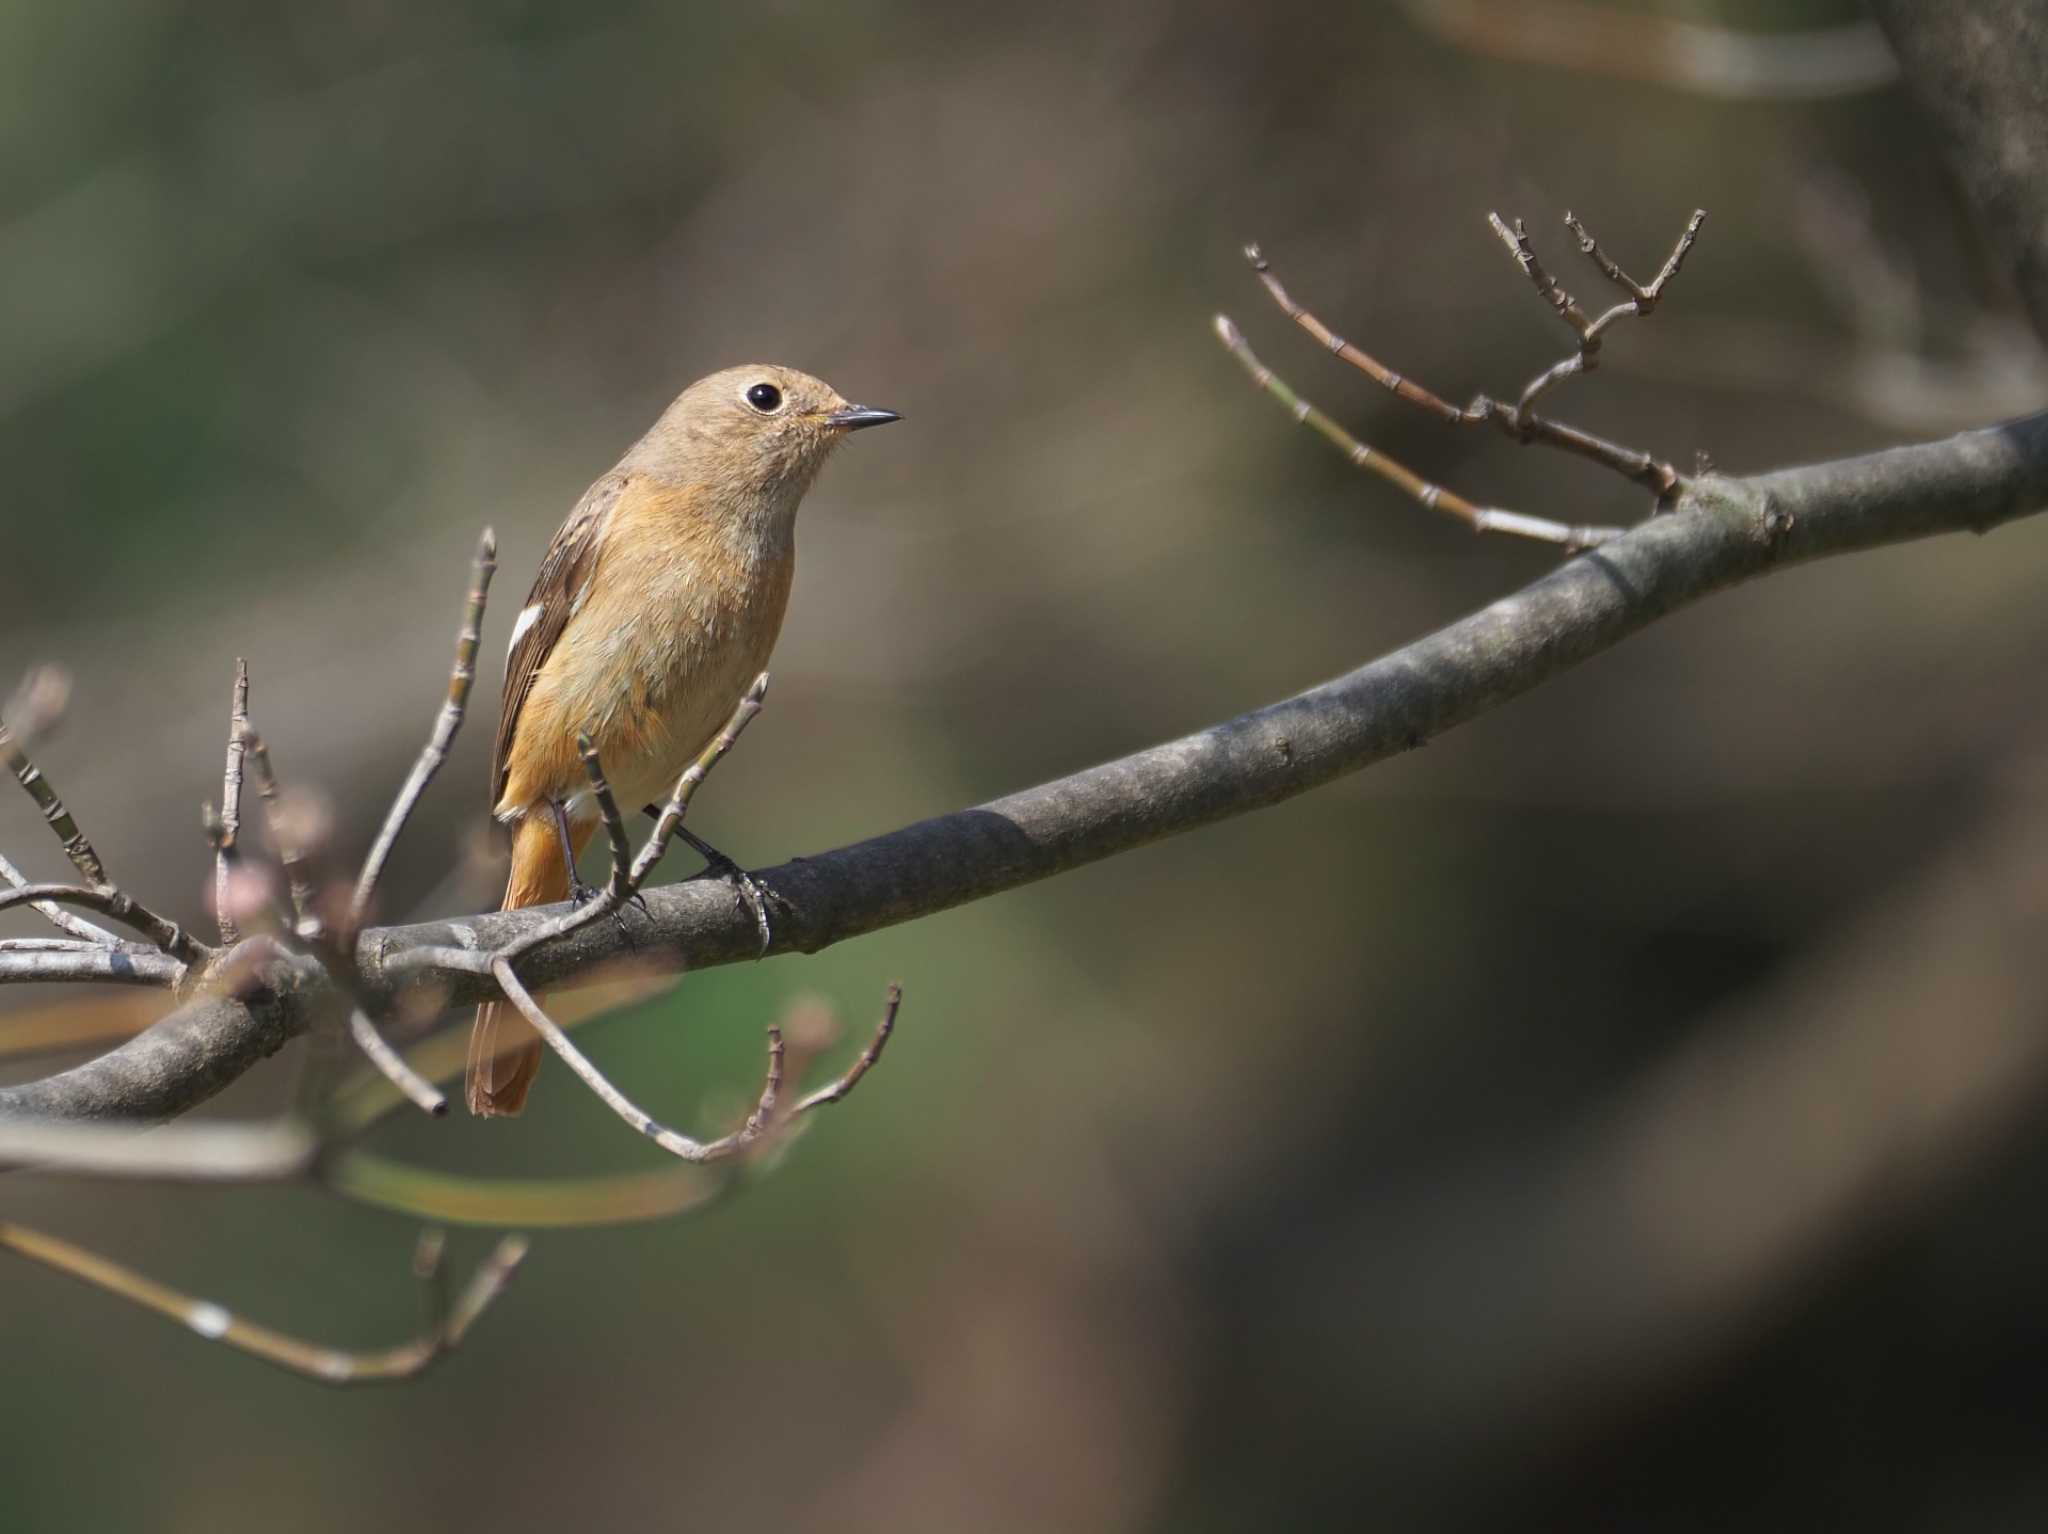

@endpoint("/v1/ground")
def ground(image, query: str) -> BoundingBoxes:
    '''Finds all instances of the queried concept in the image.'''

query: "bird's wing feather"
[491,472,627,809]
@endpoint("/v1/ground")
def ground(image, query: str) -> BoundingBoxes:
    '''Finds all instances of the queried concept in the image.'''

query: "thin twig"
[0,677,203,961]
[0,883,202,963]
[790,981,901,1113]
[349,528,497,929]
[347,1009,447,1117]
[1505,209,1707,414]
[1240,228,1696,499]
[1214,316,1624,549]
[1565,208,1705,311]
[1243,243,1471,423]
[213,660,250,945]
[632,673,770,892]
[1489,213,1594,339]
[491,959,898,1163]
[0,847,125,946]
[0,717,108,887]
[0,936,107,954]
[0,1222,527,1385]
[244,732,314,926]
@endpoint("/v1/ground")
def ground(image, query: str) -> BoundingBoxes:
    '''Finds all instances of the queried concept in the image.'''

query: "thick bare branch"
[4,414,2046,1123]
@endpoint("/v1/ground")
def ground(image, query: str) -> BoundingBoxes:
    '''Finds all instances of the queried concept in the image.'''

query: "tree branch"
[4,413,2045,1124]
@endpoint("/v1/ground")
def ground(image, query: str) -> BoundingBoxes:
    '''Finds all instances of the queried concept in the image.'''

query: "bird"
[467,365,899,1116]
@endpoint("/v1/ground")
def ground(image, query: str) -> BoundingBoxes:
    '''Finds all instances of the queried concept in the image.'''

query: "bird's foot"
[569,873,647,940]
[679,829,773,956]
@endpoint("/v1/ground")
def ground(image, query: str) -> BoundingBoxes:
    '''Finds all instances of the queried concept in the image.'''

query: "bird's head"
[631,364,899,502]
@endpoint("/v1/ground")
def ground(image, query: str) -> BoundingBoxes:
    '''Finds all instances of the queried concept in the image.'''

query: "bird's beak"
[826,404,901,431]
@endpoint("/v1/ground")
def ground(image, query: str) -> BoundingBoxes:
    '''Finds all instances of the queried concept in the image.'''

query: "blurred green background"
[5,1,2048,1528]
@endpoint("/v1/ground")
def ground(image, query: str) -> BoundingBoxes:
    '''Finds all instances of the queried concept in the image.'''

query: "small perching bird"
[468,365,900,1116]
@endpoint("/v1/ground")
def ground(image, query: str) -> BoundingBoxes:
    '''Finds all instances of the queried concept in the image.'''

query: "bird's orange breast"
[496,475,794,820]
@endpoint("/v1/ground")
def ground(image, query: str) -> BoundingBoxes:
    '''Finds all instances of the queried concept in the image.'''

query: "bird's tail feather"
[466,813,591,1117]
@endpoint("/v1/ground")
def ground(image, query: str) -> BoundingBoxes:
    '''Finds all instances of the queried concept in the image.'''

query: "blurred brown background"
[5,1,2048,1528]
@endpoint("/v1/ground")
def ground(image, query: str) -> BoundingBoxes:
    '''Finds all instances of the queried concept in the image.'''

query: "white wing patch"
[506,603,543,657]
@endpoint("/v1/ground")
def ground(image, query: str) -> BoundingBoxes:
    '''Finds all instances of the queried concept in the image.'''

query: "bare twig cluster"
[1217,208,1707,550]
[0,533,903,1382]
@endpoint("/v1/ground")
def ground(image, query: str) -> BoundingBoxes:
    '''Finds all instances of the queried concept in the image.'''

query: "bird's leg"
[550,798,599,907]
[637,807,772,955]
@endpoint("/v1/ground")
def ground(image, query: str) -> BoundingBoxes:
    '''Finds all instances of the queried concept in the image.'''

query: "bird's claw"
[688,849,773,956]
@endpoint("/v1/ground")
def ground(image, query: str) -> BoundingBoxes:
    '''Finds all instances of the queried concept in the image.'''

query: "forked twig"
[0,676,203,962]
[1502,209,1707,411]
[0,883,201,963]
[1214,318,1624,550]
[349,528,497,929]
[1228,210,1706,541]
[1566,208,1704,311]
[492,961,899,1163]
[0,1221,526,1385]
[0,847,126,947]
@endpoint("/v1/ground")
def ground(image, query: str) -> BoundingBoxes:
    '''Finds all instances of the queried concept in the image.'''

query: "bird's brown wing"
[490,471,627,810]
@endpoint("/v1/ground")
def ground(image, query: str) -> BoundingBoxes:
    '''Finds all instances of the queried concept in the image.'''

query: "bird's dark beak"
[826,404,901,431]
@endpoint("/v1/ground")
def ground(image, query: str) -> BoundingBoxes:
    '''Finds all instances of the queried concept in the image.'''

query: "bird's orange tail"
[467,813,593,1116]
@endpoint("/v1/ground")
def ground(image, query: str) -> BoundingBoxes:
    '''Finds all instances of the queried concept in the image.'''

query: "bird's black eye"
[745,382,783,413]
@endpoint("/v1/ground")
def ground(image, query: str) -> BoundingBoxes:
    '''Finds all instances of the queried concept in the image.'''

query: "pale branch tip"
[348,1009,448,1117]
